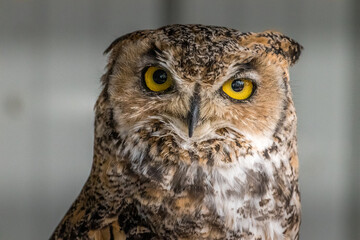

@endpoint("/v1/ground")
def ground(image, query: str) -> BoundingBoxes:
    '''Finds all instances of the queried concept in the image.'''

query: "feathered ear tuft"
[101,31,146,86]
[103,33,132,55]
[100,34,131,86]
[241,31,303,66]
[259,31,303,66]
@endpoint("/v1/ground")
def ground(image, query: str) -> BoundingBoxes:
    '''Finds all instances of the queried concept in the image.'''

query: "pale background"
[0,0,359,239]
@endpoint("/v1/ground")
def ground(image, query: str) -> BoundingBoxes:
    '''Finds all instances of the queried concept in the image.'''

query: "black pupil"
[231,80,245,92]
[153,69,167,84]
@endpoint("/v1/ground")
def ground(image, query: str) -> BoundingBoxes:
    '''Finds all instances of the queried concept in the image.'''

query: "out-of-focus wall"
[0,0,358,239]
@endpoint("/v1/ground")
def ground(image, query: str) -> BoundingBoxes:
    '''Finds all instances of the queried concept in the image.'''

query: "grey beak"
[187,92,200,138]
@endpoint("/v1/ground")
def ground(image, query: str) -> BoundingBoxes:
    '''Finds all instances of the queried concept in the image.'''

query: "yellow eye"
[222,78,254,100]
[143,66,173,92]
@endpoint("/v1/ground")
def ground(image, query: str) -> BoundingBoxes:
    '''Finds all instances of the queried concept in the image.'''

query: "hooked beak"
[187,91,200,138]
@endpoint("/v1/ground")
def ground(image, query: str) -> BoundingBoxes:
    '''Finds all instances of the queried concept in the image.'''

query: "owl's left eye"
[221,78,254,101]
[143,66,173,92]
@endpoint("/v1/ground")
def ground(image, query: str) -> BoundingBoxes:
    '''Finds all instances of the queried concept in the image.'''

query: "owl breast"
[112,119,299,239]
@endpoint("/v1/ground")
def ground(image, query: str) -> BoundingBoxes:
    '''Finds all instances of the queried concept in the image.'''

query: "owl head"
[97,24,301,152]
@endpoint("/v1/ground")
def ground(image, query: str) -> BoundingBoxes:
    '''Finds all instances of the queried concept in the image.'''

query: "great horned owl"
[51,24,302,240]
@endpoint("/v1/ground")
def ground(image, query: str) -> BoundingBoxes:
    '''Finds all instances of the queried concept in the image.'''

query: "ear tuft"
[103,33,131,55]
[260,31,303,66]
[100,33,133,86]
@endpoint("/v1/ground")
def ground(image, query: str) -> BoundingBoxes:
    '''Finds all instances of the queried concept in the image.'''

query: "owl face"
[105,25,301,146]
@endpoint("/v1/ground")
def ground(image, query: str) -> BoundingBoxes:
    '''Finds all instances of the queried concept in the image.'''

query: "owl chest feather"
[115,128,299,239]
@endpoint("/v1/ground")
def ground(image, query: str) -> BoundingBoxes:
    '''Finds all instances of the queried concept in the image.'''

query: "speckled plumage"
[51,24,302,240]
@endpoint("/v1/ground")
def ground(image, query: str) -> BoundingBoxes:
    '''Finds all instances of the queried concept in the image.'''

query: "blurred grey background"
[0,0,359,239]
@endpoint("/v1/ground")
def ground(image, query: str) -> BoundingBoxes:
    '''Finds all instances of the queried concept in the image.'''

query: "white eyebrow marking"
[212,62,260,90]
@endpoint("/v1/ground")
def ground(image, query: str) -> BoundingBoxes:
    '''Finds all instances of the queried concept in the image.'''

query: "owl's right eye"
[143,66,173,92]
[221,78,254,101]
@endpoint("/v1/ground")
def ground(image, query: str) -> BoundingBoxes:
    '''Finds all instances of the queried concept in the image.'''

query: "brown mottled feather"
[51,24,302,240]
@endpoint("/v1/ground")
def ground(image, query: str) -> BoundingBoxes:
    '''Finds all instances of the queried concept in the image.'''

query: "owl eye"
[221,78,254,100]
[143,66,173,92]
